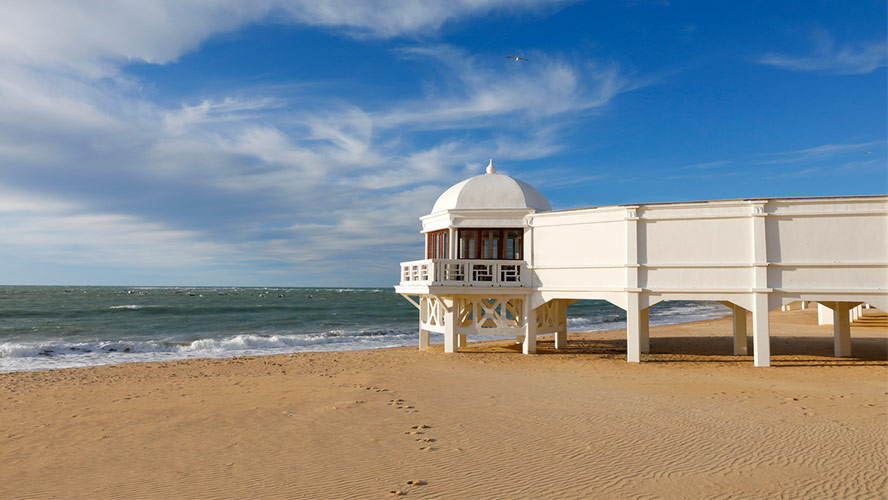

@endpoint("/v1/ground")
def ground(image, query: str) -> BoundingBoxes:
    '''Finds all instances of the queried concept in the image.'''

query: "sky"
[0,1,885,287]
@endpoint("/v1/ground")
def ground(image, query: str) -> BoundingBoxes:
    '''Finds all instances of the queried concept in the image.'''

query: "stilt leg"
[752,294,770,367]
[444,331,457,353]
[833,303,852,357]
[554,300,568,350]
[419,329,429,350]
[458,334,467,348]
[443,298,458,353]
[639,308,650,354]
[626,294,641,363]
[732,304,748,356]
[523,301,537,354]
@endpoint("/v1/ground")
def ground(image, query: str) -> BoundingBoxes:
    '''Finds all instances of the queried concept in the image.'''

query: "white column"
[752,293,770,367]
[458,334,467,348]
[419,329,429,349]
[818,303,833,325]
[749,203,770,367]
[523,300,537,354]
[626,293,642,363]
[443,297,458,353]
[800,301,807,310]
[555,331,567,350]
[554,300,568,350]
[624,206,642,363]
[833,302,852,357]
[639,307,650,354]
[732,304,748,356]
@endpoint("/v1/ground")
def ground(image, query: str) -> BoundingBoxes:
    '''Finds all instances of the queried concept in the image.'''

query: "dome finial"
[486,158,496,174]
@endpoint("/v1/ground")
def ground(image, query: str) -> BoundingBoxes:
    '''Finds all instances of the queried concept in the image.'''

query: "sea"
[0,286,731,373]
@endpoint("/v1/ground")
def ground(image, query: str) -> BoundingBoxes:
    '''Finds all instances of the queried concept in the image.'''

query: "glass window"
[481,230,499,259]
[459,230,477,259]
[427,230,449,259]
[457,228,522,260]
[504,230,522,259]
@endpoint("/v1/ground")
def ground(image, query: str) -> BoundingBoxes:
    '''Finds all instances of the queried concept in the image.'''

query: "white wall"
[529,197,888,310]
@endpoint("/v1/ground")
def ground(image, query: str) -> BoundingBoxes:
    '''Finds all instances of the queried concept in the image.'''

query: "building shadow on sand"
[454,334,888,367]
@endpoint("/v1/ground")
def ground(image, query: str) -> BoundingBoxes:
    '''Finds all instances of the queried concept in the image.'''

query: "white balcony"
[399,259,528,287]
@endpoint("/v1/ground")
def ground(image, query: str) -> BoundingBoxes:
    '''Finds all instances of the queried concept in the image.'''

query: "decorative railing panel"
[399,259,528,287]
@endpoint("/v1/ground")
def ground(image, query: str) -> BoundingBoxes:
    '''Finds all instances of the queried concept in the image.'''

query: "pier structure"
[395,160,888,366]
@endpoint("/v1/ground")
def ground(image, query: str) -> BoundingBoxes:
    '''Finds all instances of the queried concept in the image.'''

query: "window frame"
[457,228,523,260]
[426,229,449,259]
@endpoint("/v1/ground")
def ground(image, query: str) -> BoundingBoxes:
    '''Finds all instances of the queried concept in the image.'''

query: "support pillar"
[732,304,748,356]
[639,308,650,354]
[833,302,852,357]
[458,334,467,348]
[443,297,458,353]
[752,293,770,367]
[626,294,642,363]
[523,301,537,354]
[554,300,568,350]
[818,303,833,325]
[419,329,429,350]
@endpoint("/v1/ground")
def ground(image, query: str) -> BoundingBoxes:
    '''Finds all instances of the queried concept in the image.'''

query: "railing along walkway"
[400,259,527,287]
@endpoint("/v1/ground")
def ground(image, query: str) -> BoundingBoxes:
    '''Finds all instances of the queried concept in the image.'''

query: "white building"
[395,160,888,367]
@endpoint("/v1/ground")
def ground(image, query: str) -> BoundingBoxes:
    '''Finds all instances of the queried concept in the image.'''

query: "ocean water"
[0,286,730,373]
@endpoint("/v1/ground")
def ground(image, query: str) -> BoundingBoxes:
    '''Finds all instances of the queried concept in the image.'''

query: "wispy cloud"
[757,140,885,164]
[0,3,632,285]
[0,1,575,78]
[757,30,887,75]
[385,45,632,128]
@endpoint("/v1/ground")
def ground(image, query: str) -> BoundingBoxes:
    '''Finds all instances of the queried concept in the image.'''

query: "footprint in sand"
[389,489,406,496]
[411,424,431,429]
[419,446,436,452]
[415,438,436,443]
[405,430,424,435]
[407,480,427,486]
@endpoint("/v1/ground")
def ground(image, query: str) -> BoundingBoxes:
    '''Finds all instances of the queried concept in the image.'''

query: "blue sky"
[0,1,885,287]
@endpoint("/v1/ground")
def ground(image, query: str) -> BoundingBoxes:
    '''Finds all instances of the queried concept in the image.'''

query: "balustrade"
[399,259,527,287]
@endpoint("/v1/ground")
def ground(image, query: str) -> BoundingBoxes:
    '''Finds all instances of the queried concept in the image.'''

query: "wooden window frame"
[457,228,523,260]
[426,229,449,259]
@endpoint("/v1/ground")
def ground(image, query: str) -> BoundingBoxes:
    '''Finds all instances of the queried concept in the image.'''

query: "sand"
[1,307,886,499]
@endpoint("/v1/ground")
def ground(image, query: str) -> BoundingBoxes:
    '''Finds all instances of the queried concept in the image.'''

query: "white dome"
[431,162,551,213]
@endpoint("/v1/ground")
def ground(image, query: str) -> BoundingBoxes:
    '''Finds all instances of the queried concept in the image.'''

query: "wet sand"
[1,307,886,499]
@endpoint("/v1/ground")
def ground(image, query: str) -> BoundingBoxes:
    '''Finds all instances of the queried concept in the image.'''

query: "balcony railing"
[399,259,528,287]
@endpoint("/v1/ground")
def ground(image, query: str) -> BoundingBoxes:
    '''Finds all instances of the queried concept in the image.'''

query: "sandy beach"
[1,307,886,499]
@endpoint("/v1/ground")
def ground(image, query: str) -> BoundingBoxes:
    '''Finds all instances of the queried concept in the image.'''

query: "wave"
[0,328,419,372]
[566,302,729,332]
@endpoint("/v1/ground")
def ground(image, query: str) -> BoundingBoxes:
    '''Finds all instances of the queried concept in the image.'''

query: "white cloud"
[759,140,885,164]
[757,30,887,75]
[0,1,635,285]
[0,1,573,78]
[0,187,241,269]
[383,45,629,128]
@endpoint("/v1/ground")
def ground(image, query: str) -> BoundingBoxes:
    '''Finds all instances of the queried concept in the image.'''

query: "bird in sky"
[506,56,528,62]
[865,151,871,154]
